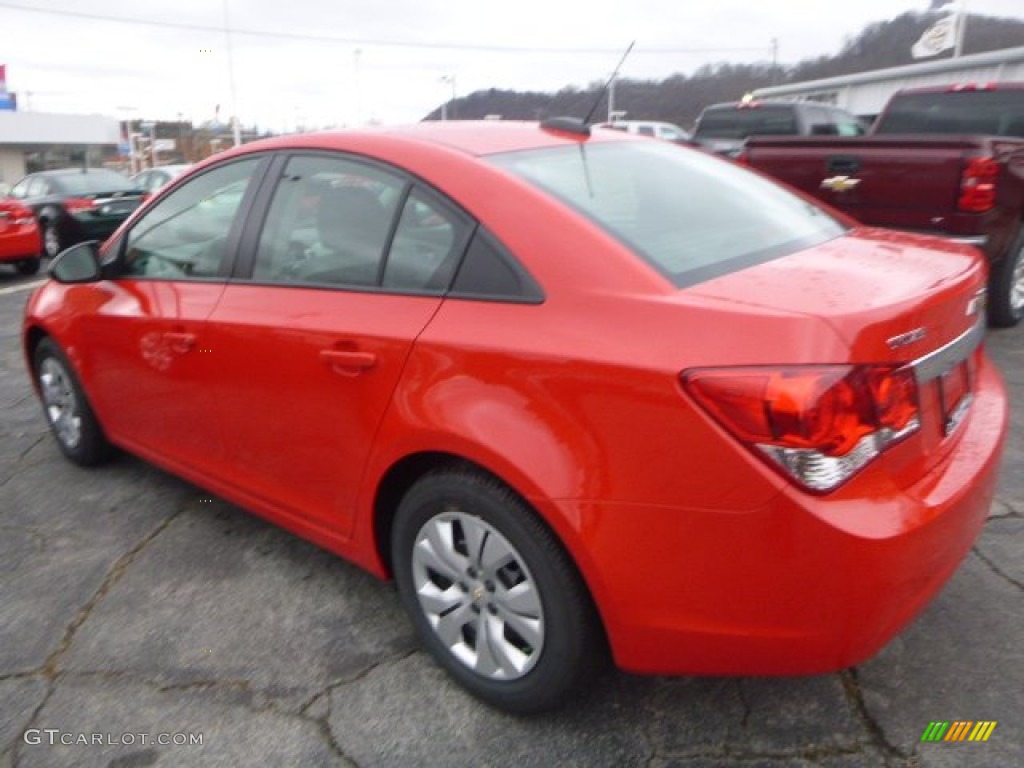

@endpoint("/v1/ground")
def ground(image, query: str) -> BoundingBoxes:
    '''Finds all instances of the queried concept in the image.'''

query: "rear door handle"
[163,331,197,353]
[320,348,377,375]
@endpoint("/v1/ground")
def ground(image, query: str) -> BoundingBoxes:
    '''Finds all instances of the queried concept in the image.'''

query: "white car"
[599,120,692,143]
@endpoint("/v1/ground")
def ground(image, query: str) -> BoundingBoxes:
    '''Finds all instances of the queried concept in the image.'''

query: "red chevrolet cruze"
[22,121,1007,712]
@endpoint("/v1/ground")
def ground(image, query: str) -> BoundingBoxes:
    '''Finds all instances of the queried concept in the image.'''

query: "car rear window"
[52,170,135,195]
[875,90,1024,137]
[694,106,798,139]
[489,141,846,288]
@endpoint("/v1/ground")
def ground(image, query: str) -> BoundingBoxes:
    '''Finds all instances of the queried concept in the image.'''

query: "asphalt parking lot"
[1,268,1021,768]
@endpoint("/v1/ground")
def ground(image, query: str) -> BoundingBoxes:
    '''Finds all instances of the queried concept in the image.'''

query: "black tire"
[16,257,41,276]
[988,225,1024,328]
[33,338,113,466]
[391,468,606,713]
[42,218,63,260]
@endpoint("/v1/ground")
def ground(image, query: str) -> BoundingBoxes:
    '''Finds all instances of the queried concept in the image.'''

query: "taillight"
[65,198,96,214]
[958,157,998,213]
[682,365,920,492]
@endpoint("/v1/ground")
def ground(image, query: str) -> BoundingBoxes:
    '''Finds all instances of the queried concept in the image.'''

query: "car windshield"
[489,141,846,288]
[53,170,135,195]
[694,106,798,139]
[875,90,1024,137]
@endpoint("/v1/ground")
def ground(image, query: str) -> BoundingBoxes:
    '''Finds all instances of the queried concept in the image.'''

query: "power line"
[0,0,772,55]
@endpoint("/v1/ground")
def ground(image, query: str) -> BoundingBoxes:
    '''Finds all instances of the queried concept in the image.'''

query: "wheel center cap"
[472,585,486,604]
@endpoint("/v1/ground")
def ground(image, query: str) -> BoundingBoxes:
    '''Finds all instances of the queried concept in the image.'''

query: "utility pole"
[953,0,968,58]
[223,0,241,146]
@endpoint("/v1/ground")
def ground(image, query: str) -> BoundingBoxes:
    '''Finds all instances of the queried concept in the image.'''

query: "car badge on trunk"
[887,327,927,350]
[966,289,987,317]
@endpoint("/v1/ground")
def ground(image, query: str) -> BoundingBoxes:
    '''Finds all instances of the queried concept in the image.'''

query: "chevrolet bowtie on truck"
[741,83,1024,327]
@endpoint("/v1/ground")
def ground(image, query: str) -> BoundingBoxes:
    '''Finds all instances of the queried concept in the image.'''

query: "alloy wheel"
[39,357,82,450]
[410,510,545,681]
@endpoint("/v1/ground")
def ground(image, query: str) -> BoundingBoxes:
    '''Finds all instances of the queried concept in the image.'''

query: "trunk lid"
[688,227,988,486]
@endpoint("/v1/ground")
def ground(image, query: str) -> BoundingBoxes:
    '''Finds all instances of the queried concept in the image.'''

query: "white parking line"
[0,278,47,296]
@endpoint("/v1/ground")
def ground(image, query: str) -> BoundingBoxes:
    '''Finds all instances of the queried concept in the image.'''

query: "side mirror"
[50,241,102,284]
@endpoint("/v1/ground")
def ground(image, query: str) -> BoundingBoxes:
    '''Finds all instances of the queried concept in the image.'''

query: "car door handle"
[320,349,377,375]
[163,331,197,353]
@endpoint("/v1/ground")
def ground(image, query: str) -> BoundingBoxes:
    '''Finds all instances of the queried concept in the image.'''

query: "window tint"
[122,158,260,279]
[876,90,1024,136]
[636,125,656,136]
[490,141,845,289]
[252,155,404,287]
[52,170,134,195]
[383,188,472,291]
[450,228,542,302]
[694,106,798,139]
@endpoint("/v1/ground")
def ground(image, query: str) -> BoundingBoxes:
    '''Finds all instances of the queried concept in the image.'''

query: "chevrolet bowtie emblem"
[819,176,860,192]
[820,175,861,192]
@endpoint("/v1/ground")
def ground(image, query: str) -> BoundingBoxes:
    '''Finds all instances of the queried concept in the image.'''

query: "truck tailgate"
[744,134,984,230]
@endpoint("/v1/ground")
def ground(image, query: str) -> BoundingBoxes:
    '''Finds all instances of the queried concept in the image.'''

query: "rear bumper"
[0,228,42,262]
[567,359,1007,676]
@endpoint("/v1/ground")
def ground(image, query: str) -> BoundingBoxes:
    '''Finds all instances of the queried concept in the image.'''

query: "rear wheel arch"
[371,452,607,642]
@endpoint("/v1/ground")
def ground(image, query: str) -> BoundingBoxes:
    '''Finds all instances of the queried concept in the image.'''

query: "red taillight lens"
[65,197,96,214]
[958,157,998,213]
[683,365,920,492]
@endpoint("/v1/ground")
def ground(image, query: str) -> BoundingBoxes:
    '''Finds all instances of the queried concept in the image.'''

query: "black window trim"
[226,148,544,303]
[106,153,276,283]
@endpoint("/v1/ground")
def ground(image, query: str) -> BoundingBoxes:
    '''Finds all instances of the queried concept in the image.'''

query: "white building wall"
[0,111,120,145]
[752,46,1024,118]
[0,149,26,186]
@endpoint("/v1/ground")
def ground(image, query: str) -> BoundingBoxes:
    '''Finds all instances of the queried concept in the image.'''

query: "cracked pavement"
[1,273,1021,768]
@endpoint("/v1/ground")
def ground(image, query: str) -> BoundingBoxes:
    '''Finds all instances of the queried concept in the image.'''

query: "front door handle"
[163,331,197,354]
[320,348,377,375]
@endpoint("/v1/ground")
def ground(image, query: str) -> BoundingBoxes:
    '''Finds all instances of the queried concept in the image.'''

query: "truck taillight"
[65,198,96,214]
[958,157,998,213]
[682,365,920,492]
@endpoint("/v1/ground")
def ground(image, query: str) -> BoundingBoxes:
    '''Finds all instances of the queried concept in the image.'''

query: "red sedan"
[0,197,42,275]
[22,121,1007,712]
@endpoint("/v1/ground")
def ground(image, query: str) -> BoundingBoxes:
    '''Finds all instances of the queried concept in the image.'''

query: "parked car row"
[0,164,190,274]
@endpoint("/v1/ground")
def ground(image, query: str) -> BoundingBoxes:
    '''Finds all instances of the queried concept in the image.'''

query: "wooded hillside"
[423,11,1024,127]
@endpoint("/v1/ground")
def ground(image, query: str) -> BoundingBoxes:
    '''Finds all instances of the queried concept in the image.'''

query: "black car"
[9,169,146,259]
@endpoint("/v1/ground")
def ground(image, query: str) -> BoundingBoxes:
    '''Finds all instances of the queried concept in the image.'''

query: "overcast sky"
[1,0,1022,131]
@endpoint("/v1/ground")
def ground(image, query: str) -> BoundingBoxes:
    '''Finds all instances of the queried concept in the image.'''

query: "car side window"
[449,227,543,303]
[383,188,473,292]
[252,155,405,287]
[26,178,49,198]
[10,179,30,199]
[122,158,260,279]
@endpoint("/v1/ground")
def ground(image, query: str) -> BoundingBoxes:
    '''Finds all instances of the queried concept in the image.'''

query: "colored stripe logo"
[921,721,997,742]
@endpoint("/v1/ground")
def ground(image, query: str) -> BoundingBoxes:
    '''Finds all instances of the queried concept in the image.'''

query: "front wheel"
[33,338,113,466]
[988,225,1024,328]
[391,469,605,713]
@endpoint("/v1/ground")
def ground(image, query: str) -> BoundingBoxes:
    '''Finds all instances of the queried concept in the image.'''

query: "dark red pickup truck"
[742,83,1024,326]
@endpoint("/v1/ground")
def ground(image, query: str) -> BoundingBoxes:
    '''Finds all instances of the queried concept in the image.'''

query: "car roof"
[30,168,123,177]
[895,82,1024,95]
[214,121,633,161]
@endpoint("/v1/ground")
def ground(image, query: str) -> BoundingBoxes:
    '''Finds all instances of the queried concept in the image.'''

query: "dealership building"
[751,45,1024,121]
[0,110,121,187]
